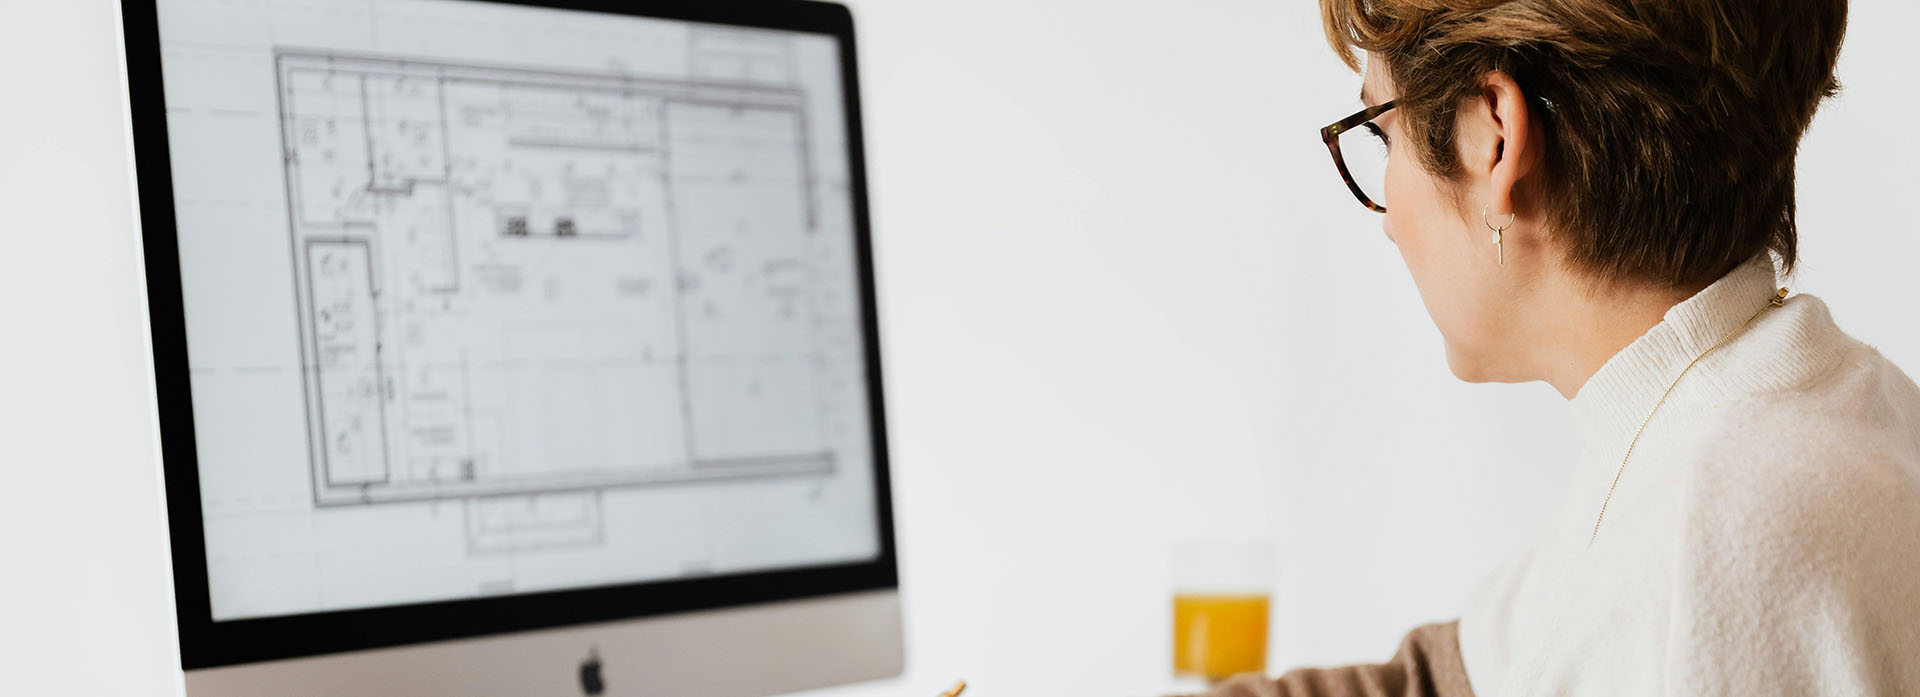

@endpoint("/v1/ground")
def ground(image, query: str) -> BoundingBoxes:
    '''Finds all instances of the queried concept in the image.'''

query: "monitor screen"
[135,0,890,662]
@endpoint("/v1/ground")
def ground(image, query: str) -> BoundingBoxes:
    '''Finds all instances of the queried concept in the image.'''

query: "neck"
[1523,274,1705,399]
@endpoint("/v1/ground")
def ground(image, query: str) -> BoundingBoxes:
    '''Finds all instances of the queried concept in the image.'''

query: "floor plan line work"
[276,50,840,509]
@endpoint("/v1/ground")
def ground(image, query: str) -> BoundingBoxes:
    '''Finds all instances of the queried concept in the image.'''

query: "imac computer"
[121,0,899,694]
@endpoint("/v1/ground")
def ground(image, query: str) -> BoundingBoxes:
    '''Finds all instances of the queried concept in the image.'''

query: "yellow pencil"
[938,679,967,697]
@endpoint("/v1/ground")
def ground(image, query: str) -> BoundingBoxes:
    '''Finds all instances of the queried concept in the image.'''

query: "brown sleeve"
[1175,621,1474,697]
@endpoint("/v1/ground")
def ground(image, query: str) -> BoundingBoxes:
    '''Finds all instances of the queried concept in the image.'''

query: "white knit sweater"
[1457,257,1920,696]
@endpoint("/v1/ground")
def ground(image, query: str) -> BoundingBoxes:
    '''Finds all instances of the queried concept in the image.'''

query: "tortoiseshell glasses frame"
[1319,100,1397,214]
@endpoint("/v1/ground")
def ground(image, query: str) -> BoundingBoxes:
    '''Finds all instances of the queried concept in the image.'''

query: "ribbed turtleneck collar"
[1566,256,1781,449]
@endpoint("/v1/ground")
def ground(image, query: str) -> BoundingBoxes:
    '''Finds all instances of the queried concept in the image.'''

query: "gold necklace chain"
[1588,287,1790,544]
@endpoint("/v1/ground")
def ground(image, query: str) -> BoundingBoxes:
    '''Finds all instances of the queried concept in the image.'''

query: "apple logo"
[579,647,606,696]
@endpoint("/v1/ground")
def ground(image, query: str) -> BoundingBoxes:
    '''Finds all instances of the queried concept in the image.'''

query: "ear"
[1466,71,1541,228]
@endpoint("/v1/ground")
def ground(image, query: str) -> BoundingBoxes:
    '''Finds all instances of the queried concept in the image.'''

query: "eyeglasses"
[1319,100,1396,213]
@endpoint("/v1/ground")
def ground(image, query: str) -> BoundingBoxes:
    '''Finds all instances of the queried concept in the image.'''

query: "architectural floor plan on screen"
[279,48,840,552]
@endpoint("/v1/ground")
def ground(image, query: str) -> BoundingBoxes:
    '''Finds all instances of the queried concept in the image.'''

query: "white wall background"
[1,1,1914,695]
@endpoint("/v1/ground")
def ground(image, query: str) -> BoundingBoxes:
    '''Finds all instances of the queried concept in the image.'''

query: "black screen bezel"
[122,0,896,670]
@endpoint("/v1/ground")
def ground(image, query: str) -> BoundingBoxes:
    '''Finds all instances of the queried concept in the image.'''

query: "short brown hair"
[1321,0,1847,287]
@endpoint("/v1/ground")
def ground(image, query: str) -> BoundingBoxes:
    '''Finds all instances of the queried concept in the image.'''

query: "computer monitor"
[121,0,899,694]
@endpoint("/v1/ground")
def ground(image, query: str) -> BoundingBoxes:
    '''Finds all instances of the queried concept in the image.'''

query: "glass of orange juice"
[1171,539,1273,685]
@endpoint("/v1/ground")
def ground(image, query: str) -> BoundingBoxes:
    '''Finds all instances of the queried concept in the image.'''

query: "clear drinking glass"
[1171,539,1274,685]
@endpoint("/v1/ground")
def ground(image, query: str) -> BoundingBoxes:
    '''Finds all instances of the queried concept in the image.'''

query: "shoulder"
[1684,342,1920,561]
[1662,346,1920,694]
[1670,340,1920,684]
[1681,293,1920,544]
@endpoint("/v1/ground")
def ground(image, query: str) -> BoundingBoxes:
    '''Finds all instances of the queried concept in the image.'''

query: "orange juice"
[1172,593,1269,680]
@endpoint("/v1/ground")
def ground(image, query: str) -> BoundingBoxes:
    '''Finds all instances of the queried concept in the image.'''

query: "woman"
[1196,0,1920,695]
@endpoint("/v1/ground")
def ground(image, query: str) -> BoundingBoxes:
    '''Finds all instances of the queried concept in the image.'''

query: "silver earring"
[1483,206,1515,266]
